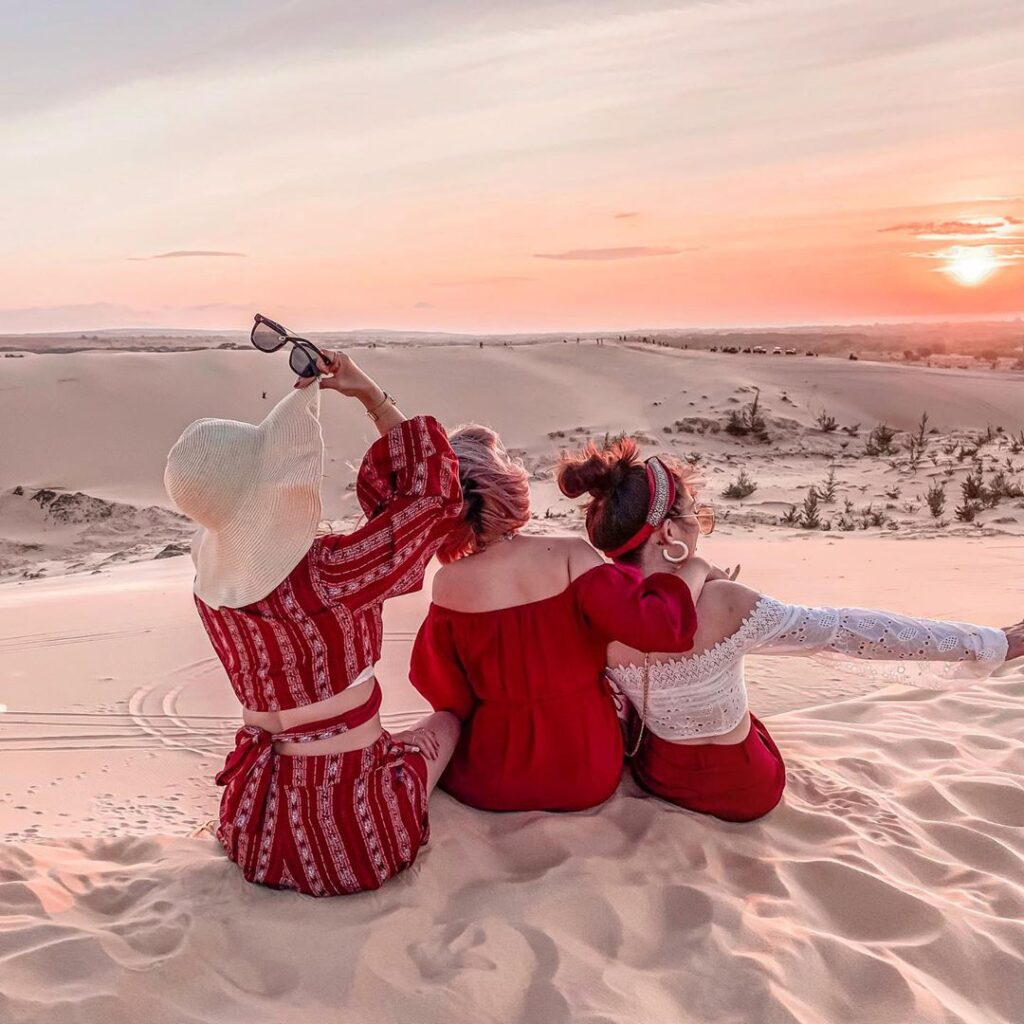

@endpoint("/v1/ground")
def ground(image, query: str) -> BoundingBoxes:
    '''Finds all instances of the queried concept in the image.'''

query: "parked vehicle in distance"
[771,346,783,355]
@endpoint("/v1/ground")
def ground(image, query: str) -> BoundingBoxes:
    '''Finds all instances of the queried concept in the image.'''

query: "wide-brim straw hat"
[164,385,324,609]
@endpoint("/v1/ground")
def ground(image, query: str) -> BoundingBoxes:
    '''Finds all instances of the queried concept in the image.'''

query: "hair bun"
[557,437,641,499]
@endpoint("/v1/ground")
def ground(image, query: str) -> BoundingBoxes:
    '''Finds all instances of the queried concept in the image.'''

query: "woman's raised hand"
[294,349,375,397]
[1003,620,1024,661]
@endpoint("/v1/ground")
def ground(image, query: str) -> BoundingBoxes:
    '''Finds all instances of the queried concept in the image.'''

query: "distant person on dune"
[559,437,1022,822]
[164,350,463,896]
[410,426,719,811]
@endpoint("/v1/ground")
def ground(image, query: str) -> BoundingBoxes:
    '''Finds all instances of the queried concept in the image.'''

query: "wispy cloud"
[613,211,640,219]
[534,246,686,261]
[129,250,247,261]
[881,216,1022,240]
[413,300,433,309]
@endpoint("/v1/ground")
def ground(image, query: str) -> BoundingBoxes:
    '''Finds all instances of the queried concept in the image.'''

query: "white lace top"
[606,597,1009,741]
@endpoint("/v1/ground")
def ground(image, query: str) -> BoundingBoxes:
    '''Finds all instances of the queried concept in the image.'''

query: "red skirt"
[215,688,430,896]
[632,714,786,822]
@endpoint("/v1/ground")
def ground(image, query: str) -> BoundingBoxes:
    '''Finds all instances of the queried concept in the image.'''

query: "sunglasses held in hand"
[250,314,326,378]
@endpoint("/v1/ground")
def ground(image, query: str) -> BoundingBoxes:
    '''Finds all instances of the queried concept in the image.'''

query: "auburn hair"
[437,424,532,563]
[556,436,697,564]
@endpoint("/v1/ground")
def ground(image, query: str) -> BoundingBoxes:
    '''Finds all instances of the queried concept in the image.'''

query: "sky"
[1,0,1022,333]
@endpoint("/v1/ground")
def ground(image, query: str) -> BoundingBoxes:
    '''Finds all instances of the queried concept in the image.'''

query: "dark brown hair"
[557,437,696,564]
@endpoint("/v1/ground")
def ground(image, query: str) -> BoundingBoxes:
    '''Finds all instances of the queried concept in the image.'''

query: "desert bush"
[799,488,823,529]
[924,482,946,519]
[780,505,800,526]
[883,485,901,500]
[723,388,769,441]
[722,470,758,499]
[954,501,981,523]
[865,423,898,456]
[1010,431,1024,455]
[906,412,930,469]
[815,410,839,432]
[684,452,703,466]
[836,515,857,531]
[859,503,887,529]
[989,471,1016,498]
[817,466,839,503]
[961,471,986,503]
[842,423,861,436]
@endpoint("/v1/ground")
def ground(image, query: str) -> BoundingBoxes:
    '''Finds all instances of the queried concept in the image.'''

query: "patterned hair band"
[603,457,678,560]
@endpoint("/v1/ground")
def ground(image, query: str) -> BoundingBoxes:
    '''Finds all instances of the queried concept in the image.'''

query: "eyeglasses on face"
[675,504,715,535]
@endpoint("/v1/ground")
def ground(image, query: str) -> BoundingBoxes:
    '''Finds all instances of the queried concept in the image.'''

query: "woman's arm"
[297,349,405,435]
[305,350,462,605]
[720,581,1014,687]
[315,414,462,606]
[410,607,477,721]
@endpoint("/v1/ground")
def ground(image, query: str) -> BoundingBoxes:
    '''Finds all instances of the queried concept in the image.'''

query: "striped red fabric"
[192,415,461,894]
[195,415,463,712]
[217,722,430,896]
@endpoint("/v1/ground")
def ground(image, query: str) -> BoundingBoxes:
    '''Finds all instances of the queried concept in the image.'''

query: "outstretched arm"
[723,581,1013,687]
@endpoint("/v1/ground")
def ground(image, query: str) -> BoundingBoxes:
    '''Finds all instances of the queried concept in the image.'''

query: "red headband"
[603,457,677,561]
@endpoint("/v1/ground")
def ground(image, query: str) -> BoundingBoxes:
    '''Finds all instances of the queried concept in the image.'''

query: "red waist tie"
[216,681,384,833]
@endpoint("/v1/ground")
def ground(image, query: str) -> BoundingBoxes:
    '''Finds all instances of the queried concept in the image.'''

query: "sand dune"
[2,341,1024,1022]
[2,668,1023,1024]
[2,343,1022,580]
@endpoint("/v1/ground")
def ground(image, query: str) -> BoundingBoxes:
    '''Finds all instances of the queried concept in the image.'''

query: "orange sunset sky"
[2,1,1022,333]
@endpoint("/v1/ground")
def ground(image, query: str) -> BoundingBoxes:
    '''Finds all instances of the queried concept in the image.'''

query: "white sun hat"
[164,385,324,609]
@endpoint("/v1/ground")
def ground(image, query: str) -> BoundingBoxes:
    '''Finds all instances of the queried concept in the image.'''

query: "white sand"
[2,342,1024,1022]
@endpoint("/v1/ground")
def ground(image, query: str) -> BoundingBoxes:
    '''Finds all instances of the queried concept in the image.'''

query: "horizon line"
[3,312,1024,338]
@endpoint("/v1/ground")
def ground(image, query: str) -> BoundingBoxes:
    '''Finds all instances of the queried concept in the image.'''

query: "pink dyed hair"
[438,424,532,563]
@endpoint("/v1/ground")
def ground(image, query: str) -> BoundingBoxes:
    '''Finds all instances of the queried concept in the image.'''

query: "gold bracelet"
[366,390,396,422]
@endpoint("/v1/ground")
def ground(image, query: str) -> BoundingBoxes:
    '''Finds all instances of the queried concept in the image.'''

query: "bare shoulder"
[697,580,764,634]
[430,562,464,604]
[562,536,604,578]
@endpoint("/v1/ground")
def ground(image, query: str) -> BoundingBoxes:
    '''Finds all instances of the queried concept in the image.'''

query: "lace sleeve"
[749,599,1008,689]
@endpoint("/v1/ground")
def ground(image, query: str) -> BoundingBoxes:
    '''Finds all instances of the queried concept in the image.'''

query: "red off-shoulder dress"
[410,565,698,812]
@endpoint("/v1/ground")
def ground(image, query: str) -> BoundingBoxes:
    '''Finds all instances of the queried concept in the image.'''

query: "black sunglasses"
[250,313,326,379]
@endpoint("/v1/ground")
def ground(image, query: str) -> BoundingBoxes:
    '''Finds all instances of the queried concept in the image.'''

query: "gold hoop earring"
[662,540,689,564]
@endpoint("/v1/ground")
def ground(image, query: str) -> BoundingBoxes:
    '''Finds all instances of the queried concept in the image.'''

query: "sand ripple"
[2,677,1024,1023]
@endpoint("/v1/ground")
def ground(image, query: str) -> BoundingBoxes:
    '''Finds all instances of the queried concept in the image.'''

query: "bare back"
[431,534,603,612]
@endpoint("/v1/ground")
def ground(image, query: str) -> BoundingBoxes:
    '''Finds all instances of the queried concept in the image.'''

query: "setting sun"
[942,246,1000,287]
